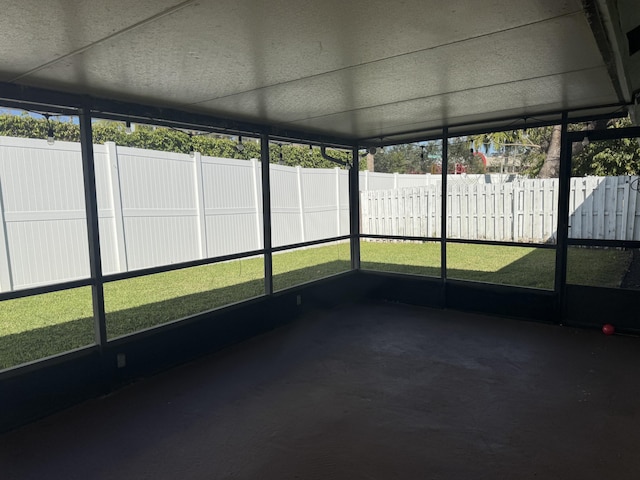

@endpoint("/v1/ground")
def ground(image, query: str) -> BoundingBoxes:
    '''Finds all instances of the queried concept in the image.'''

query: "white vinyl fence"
[2,135,639,292]
[361,176,640,242]
[358,170,520,191]
[0,137,348,292]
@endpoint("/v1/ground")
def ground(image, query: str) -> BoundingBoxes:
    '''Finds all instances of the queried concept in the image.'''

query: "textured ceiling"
[0,0,636,141]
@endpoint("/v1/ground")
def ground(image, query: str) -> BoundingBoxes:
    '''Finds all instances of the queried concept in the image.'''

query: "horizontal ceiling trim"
[0,81,629,149]
[357,103,629,146]
[0,81,354,148]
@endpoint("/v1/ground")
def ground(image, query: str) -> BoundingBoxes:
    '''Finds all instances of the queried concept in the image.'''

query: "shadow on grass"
[362,247,556,289]
[364,246,629,290]
[447,247,556,289]
[0,261,350,371]
[361,261,440,278]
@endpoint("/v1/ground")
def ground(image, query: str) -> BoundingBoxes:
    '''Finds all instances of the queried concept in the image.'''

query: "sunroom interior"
[1,0,640,477]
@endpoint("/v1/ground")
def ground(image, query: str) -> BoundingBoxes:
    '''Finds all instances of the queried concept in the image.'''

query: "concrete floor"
[1,301,639,479]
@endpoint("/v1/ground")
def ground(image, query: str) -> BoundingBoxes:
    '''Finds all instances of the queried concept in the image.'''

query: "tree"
[371,143,440,173]
[467,118,638,179]
[0,114,350,168]
[470,129,547,176]
[268,143,348,168]
[0,113,80,142]
[447,138,486,174]
[3,113,637,175]
[536,125,562,178]
[571,119,640,176]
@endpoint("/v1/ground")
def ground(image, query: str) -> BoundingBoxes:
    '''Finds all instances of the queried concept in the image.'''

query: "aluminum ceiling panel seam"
[8,0,197,83]
[314,91,623,140]
[355,104,628,145]
[183,9,585,108]
[284,66,612,126]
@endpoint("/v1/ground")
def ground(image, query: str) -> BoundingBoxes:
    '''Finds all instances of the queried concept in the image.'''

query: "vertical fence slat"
[0,179,12,292]
[193,151,207,259]
[604,177,615,239]
[585,177,596,239]
[596,177,606,239]
[335,168,341,237]
[365,190,371,234]
[105,142,128,272]
[251,159,263,248]
[569,178,579,239]
[627,176,638,240]
[411,188,418,236]
[296,166,306,243]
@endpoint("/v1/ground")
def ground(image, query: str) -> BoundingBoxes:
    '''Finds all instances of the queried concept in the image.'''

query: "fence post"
[596,177,606,239]
[105,142,128,272]
[626,175,638,240]
[360,190,368,234]
[512,181,520,242]
[0,179,12,292]
[296,166,306,243]
[251,159,263,248]
[335,167,341,236]
[193,151,207,258]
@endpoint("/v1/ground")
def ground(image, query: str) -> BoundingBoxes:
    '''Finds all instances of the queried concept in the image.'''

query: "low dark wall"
[0,349,105,433]
[0,272,360,433]
[358,271,445,308]
[358,271,556,323]
[445,280,556,322]
[565,285,640,333]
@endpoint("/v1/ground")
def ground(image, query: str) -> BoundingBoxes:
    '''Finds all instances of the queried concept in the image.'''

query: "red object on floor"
[602,324,615,335]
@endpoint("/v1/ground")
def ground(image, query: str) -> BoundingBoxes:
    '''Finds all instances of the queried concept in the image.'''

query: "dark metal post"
[554,112,570,322]
[79,108,107,348]
[441,128,449,282]
[440,129,449,307]
[349,146,361,270]
[261,133,273,295]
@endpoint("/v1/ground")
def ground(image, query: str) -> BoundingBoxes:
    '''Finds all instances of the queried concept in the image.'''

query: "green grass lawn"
[361,241,558,288]
[0,241,631,370]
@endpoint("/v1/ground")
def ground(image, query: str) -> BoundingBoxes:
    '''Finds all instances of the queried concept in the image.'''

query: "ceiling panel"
[193,13,604,123]
[1,0,632,140]
[288,68,618,139]
[12,0,583,102]
[0,0,188,82]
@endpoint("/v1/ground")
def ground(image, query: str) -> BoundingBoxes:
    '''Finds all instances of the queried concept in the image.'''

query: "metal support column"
[554,112,570,322]
[79,108,107,348]
[441,128,449,282]
[349,146,361,270]
[261,133,273,295]
[440,129,449,307]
